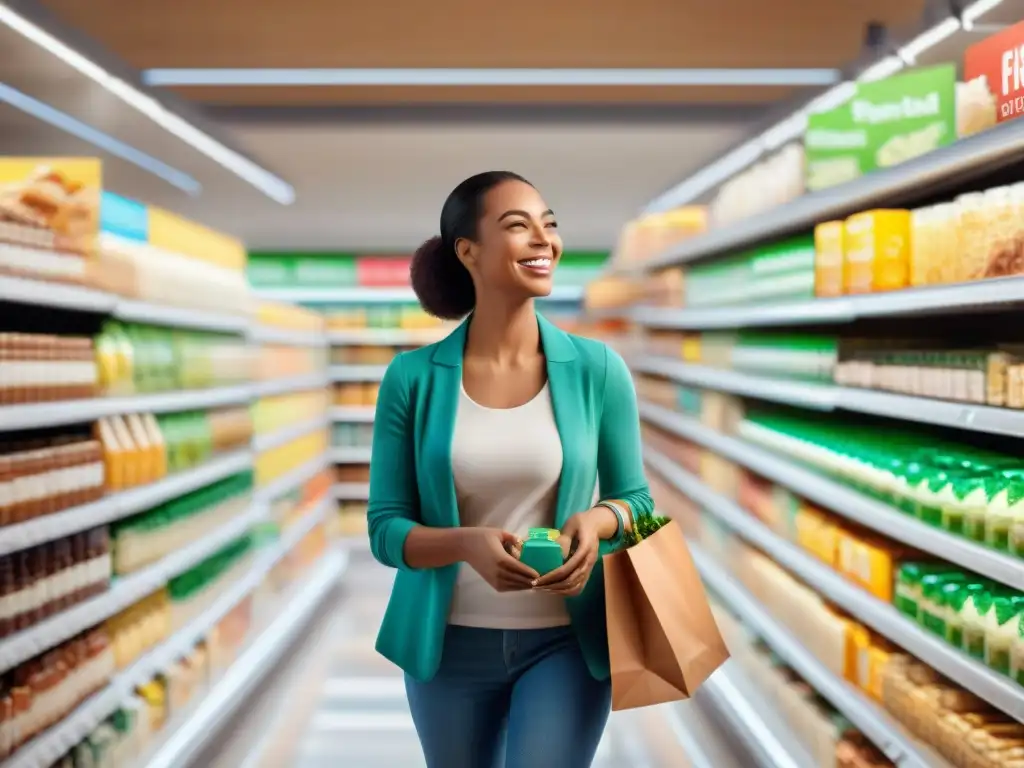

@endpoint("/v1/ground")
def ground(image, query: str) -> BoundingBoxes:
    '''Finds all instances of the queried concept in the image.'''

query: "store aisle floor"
[222,546,716,767]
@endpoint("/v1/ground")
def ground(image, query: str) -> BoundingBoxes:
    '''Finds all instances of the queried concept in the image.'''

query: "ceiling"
[0,0,956,251]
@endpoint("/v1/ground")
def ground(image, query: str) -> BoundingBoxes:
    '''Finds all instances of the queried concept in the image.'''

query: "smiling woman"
[409,170,561,319]
[368,171,654,768]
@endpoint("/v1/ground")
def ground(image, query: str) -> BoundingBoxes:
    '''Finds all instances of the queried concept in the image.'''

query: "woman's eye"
[546,221,559,229]
[508,221,527,229]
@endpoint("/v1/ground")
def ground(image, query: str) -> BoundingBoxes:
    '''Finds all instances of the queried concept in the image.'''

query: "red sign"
[965,20,1024,124]
[356,255,412,287]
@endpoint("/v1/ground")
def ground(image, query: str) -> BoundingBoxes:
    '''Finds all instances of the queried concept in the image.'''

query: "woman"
[367,170,654,768]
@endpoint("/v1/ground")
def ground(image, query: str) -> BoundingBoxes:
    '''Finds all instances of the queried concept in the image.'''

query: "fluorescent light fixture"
[142,67,842,88]
[898,16,961,63]
[962,0,1006,29]
[0,82,202,194]
[0,2,295,204]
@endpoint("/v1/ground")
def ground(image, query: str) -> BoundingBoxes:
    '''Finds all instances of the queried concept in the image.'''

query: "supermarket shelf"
[330,406,376,423]
[0,503,265,678]
[249,325,329,347]
[633,275,1024,330]
[636,358,834,411]
[0,273,114,313]
[642,117,1024,271]
[333,482,370,500]
[0,449,253,557]
[0,385,254,432]
[646,450,1024,723]
[328,328,448,346]
[255,454,329,504]
[698,664,815,768]
[255,285,584,304]
[113,300,251,334]
[0,272,252,335]
[251,373,330,399]
[331,446,372,464]
[638,402,1024,592]
[254,287,417,304]
[142,549,345,768]
[330,364,388,382]
[252,416,329,454]
[687,543,943,768]
[637,357,1024,438]
[5,502,337,768]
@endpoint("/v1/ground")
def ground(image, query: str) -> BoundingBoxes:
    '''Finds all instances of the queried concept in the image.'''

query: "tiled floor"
[211,548,747,767]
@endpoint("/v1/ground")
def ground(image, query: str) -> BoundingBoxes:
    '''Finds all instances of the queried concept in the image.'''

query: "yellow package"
[682,333,702,363]
[849,622,872,687]
[844,209,911,294]
[814,221,845,297]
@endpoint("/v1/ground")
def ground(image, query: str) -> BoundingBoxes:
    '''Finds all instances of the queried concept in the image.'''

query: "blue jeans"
[405,625,611,768]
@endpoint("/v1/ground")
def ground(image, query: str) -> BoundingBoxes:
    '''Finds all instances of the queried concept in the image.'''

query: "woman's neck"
[465,297,539,365]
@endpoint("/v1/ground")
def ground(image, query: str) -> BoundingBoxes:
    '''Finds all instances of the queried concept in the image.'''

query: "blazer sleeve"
[597,346,655,529]
[367,353,421,570]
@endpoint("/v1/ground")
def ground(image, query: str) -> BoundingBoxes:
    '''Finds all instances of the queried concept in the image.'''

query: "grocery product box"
[0,157,101,282]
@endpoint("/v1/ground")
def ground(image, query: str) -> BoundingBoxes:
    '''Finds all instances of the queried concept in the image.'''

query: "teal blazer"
[367,313,654,682]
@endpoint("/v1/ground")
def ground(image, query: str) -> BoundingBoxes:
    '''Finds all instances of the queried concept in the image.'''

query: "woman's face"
[457,180,563,301]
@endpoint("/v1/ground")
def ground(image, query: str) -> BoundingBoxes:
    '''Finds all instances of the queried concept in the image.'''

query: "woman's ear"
[454,237,476,272]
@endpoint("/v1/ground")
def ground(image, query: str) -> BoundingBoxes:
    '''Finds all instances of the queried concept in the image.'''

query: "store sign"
[965,20,1024,124]
[852,64,957,171]
[804,64,956,190]
[805,106,868,191]
[100,192,148,242]
[357,255,413,287]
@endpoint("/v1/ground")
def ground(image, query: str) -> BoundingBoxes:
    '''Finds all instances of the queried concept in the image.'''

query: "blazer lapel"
[538,314,580,529]
[429,317,469,529]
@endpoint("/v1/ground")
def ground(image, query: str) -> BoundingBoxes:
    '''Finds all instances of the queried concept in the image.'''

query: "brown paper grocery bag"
[604,520,728,711]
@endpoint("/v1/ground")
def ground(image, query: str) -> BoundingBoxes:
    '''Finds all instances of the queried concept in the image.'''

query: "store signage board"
[804,64,956,190]
[964,20,1024,124]
[356,255,412,287]
[852,63,957,172]
[100,192,148,242]
[805,103,868,192]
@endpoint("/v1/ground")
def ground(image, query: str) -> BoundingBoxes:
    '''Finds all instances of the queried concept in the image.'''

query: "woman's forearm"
[402,525,469,569]
[585,501,633,541]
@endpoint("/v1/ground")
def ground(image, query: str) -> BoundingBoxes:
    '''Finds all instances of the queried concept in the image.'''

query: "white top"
[448,381,570,629]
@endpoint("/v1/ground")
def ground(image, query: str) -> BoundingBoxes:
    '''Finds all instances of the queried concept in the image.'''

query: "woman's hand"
[533,510,603,596]
[461,528,538,593]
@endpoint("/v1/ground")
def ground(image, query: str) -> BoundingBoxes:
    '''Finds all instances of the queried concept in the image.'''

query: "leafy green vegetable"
[621,514,672,548]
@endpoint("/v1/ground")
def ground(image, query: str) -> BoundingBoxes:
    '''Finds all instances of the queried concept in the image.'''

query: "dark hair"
[411,171,532,319]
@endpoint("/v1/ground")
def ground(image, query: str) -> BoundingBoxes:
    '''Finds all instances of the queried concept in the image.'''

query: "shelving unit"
[0,246,340,765]
[641,402,1024,591]
[689,544,949,768]
[595,60,1024,764]
[138,549,345,768]
[646,448,1024,720]
[635,357,1024,438]
[639,117,1024,272]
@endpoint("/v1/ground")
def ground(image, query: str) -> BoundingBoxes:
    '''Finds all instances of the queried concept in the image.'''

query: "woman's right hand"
[460,528,539,592]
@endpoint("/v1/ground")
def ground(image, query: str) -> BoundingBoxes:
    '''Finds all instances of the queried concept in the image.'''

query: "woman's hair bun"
[410,234,476,320]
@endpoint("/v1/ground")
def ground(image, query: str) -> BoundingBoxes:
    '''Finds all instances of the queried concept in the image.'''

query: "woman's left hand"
[532,510,602,596]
